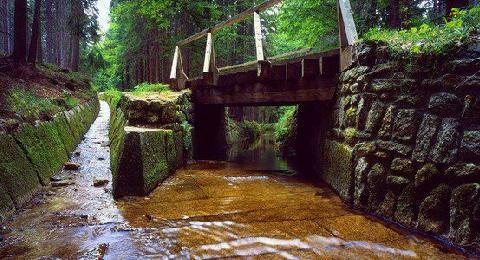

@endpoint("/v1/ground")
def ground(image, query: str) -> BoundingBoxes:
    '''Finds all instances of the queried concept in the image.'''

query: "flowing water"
[0,101,465,259]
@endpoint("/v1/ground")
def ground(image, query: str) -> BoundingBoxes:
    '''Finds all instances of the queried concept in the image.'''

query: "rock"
[421,74,464,91]
[375,46,390,63]
[74,151,81,156]
[456,74,480,92]
[51,181,74,187]
[386,176,410,193]
[354,157,369,207]
[378,105,396,139]
[429,118,462,164]
[374,151,389,159]
[390,158,414,176]
[367,163,386,211]
[393,109,419,142]
[394,184,418,227]
[393,95,423,107]
[449,183,480,245]
[98,157,105,161]
[415,163,440,189]
[354,43,376,66]
[356,95,376,130]
[354,142,376,157]
[371,79,416,93]
[447,58,480,75]
[93,179,110,187]
[365,101,386,134]
[412,114,441,162]
[340,66,370,83]
[50,176,63,182]
[378,191,397,218]
[97,243,109,258]
[428,92,462,117]
[445,164,480,183]
[377,140,412,156]
[460,131,480,162]
[418,184,451,234]
[461,95,480,121]
[366,63,394,78]
[64,162,80,170]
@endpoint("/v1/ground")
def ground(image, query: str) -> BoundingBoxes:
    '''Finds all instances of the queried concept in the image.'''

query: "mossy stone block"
[0,133,40,206]
[52,113,76,153]
[13,121,69,184]
[322,139,354,202]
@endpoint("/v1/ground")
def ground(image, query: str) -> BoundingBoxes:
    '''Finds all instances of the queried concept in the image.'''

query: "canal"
[0,101,463,259]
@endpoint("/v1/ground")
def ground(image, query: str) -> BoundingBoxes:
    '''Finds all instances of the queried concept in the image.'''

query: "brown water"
[0,101,465,259]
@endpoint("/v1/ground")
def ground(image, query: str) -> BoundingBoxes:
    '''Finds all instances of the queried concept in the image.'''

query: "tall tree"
[13,0,27,63]
[28,0,42,63]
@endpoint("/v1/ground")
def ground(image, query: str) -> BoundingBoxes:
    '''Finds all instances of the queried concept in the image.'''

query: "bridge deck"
[190,49,340,106]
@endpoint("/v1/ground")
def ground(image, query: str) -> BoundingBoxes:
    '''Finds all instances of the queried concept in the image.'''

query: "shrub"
[363,7,480,56]
[132,83,170,94]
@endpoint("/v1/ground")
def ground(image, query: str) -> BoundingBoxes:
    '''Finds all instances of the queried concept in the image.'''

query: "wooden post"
[253,11,265,61]
[170,46,188,90]
[203,33,218,86]
[337,0,358,71]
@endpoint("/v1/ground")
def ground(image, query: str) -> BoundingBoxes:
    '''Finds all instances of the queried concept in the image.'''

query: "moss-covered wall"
[102,91,191,198]
[0,99,99,221]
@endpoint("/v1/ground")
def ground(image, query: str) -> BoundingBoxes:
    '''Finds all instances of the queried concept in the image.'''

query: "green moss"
[344,127,358,144]
[322,140,353,201]
[0,183,14,221]
[140,130,172,192]
[131,83,170,94]
[13,121,69,184]
[52,113,77,153]
[7,88,63,120]
[0,134,40,206]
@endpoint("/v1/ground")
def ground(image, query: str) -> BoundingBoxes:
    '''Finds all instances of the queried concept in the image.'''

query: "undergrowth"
[363,7,480,56]
[7,88,63,120]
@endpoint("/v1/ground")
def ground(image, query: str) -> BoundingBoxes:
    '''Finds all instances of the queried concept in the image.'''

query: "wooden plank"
[321,54,340,75]
[253,12,265,61]
[177,0,282,46]
[302,59,320,78]
[257,60,271,81]
[271,64,287,81]
[287,61,302,80]
[170,46,180,79]
[203,33,214,73]
[337,0,358,46]
[235,70,257,85]
[193,86,336,105]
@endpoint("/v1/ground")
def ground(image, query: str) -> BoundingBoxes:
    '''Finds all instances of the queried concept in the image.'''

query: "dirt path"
[0,101,464,259]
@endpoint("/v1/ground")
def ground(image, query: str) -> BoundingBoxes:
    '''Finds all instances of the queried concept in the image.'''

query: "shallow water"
[0,101,464,259]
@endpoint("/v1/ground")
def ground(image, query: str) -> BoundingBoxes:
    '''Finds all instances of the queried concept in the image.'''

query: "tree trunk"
[387,0,401,29]
[13,0,27,63]
[70,0,81,71]
[45,0,55,63]
[0,0,8,55]
[28,0,41,63]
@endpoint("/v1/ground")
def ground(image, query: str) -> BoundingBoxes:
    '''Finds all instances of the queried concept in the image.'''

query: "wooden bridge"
[170,0,358,106]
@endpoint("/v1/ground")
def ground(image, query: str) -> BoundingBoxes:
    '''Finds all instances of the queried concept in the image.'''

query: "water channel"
[0,101,464,259]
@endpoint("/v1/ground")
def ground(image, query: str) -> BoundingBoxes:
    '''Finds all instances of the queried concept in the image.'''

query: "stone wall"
[314,40,480,252]
[0,99,99,221]
[104,91,193,198]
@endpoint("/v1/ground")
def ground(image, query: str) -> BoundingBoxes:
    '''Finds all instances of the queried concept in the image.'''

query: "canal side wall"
[0,99,100,221]
[298,40,480,251]
[102,91,192,198]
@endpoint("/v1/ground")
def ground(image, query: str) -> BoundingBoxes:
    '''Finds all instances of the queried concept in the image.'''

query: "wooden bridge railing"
[170,0,358,90]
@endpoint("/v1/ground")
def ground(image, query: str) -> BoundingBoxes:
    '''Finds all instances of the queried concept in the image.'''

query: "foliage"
[132,83,170,94]
[364,7,480,55]
[102,88,123,109]
[274,106,297,143]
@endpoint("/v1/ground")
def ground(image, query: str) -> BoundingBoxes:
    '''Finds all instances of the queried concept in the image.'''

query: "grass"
[7,88,63,120]
[132,83,170,95]
[363,7,480,56]
[38,63,92,89]
[103,88,123,109]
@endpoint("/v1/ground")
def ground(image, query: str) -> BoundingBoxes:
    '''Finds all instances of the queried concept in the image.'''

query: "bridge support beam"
[193,104,227,160]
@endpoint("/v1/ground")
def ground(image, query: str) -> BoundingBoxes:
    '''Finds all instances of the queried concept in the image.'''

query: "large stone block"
[322,140,353,202]
[412,114,441,162]
[0,134,40,206]
[394,183,418,227]
[0,183,14,222]
[367,163,386,211]
[354,157,369,207]
[418,184,451,234]
[460,131,480,163]
[393,109,420,142]
[112,127,180,198]
[378,105,396,139]
[429,118,462,164]
[13,121,69,184]
[428,92,462,117]
[365,101,386,134]
[449,183,480,246]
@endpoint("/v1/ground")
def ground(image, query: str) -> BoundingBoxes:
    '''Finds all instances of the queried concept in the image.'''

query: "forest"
[0,0,477,90]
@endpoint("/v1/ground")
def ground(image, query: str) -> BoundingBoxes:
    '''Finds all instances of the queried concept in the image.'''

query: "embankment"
[0,99,99,221]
